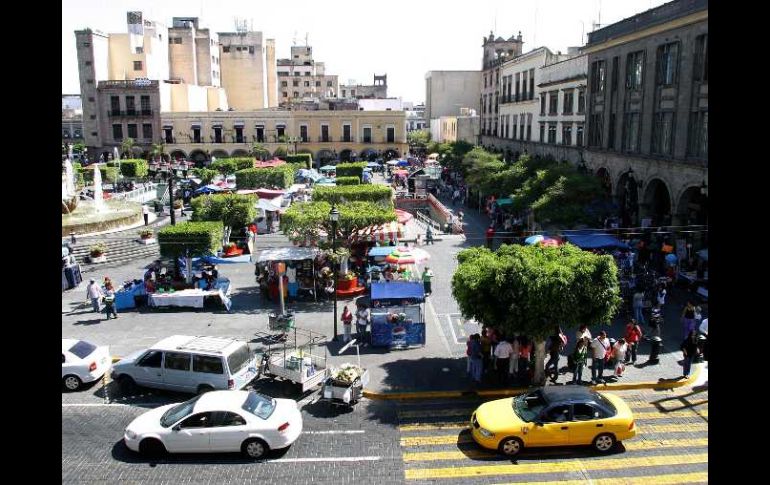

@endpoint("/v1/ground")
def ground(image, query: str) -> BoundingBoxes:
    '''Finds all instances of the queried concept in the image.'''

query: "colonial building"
[405,102,427,132]
[159,109,408,164]
[340,74,387,100]
[424,70,481,131]
[218,31,276,110]
[276,45,338,106]
[583,0,708,229]
[479,32,523,140]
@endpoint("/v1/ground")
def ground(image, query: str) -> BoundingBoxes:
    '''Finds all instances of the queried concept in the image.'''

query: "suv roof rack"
[176,336,237,354]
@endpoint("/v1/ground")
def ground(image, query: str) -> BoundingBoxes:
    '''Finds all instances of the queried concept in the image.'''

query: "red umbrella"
[539,237,562,247]
[395,209,413,224]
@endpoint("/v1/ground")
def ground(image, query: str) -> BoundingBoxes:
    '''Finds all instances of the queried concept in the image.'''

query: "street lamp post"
[329,205,340,341]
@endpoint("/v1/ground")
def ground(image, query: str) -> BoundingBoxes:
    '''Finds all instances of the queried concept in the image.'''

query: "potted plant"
[88,242,107,263]
[137,228,155,244]
[223,242,243,257]
[336,270,359,292]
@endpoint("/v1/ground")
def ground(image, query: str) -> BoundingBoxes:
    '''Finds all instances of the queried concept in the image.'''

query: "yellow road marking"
[398,412,707,432]
[490,471,708,485]
[401,438,709,462]
[404,452,708,479]
[400,423,707,447]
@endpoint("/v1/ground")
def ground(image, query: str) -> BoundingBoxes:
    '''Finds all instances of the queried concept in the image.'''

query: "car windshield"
[512,390,548,422]
[69,340,97,359]
[242,391,276,420]
[160,395,202,428]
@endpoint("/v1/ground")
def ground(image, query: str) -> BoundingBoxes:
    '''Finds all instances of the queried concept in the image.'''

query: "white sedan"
[62,339,111,391]
[124,390,302,459]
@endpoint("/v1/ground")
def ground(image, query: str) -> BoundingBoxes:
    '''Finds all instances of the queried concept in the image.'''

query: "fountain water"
[93,163,106,213]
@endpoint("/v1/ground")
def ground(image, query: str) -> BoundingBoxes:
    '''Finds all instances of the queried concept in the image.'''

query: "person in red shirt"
[624,319,644,364]
[485,225,496,249]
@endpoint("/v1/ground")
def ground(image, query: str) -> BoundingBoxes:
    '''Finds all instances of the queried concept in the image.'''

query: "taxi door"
[569,403,610,445]
[525,404,572,447]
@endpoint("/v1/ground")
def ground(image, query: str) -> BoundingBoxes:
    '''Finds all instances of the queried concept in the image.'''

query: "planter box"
[88,255,106,263]
[336,278,358,292]
[138,237,156,245]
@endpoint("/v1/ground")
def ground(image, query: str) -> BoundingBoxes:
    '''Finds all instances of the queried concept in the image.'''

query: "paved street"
[63,386,707,484]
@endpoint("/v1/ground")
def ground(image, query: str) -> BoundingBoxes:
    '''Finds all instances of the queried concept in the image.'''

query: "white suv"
[112,336,259,395]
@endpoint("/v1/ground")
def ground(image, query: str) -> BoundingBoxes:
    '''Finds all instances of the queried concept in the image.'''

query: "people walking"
[612,338,628,377]
[341,305,353,343]
[425,225,434,245]
[545,327,567,384]
[656,283,667,309]
[571,338,588,384]
[518,337,532,384]
[485,225,496,249]
[493,336,514,385]
[422,266,434,296]
[355,304,370,344]
[680,330,700,378]
[681,301,697,340]
[633,289,646,325]
[85,278,103,313]
[624,319,643,364]
[142,204,150,226]
[590,331,611,383]
[509,334,520,378]
[468,334,483,383]
[103,284,118,320]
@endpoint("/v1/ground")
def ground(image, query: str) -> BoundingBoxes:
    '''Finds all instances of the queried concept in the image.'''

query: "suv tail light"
[278,422,290,432]
[88,362,97,372]
[228,379,235,389]
[628,420,635,430]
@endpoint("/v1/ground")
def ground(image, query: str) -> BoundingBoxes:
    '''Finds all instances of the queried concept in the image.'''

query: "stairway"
[72,237,160,273]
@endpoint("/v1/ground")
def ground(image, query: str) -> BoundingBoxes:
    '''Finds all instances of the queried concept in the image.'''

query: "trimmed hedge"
[335,162,367,181]
[210,159,239,175]
[284,154,312,169]
[218,157,255,170]
[235,164,296,189]
[190,193,257,229]
[311,184,393,204]
[191,168,217,184]
[335,176,360,186]
[119,159,148,178]
[273,146,288,158]
[158,221,224,258]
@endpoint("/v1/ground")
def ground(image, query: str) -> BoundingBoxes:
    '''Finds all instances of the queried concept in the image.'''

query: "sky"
[62,0,669,104]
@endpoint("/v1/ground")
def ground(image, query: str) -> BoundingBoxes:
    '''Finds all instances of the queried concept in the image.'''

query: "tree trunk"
[533,339,547,386]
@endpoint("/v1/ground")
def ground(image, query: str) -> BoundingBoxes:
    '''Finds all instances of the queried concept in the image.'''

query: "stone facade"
[277,45,339,105]
[340,74,387,100]
[97,80,163,160]
[218,32,275,110]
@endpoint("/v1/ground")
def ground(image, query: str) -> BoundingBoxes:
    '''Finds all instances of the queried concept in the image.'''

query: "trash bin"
[648,336,663,364]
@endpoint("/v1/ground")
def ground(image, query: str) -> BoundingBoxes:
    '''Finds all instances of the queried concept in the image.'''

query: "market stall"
[350,221,404,245]
[254,247,320,301]
[369,281,426,348]
[148,287,232,312]
[564,232,630,250]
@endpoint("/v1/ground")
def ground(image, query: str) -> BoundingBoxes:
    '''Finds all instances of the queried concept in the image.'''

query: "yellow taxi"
[471,386,637,457]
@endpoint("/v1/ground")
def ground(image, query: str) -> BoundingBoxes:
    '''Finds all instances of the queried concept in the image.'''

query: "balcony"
[318,136,331,143]
[108,109,153,117]
[341,137,354,143]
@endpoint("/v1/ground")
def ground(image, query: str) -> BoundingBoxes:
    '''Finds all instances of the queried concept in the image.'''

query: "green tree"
[209,159,239,177]
[252,143,270,160]
[280,201,396,245]
[72,142,86,154]
[273,146,288,158]
[452,243,621,385]
[407,129,431,146]
[190,193,257,231]
[151,142,166,162]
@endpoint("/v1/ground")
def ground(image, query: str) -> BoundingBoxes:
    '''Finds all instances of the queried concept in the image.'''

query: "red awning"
[254,158,286,168]
[395,209,413,224]
[256,188,285,199]
[351,221,404,243]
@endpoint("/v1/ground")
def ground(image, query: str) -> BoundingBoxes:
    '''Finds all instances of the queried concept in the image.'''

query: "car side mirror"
[534,421,544,427]
[172,425,181,432]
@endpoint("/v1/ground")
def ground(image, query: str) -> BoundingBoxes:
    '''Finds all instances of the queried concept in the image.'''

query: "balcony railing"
[108,109,153,117]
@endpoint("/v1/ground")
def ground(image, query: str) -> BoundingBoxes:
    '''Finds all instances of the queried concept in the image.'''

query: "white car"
[62,339,112,391]
[124,390,302,459]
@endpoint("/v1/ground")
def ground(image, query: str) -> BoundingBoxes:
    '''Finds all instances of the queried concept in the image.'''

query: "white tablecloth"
[148,289,232,311]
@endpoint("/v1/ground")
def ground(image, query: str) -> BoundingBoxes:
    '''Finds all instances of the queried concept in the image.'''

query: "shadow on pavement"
[110,440,291,465]
[380,356,474,393]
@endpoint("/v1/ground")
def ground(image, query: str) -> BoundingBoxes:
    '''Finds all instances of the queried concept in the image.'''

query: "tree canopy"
[452,243,621,383]
[190,193,257,230]
[158,221,224,258]
[280,201,397,244]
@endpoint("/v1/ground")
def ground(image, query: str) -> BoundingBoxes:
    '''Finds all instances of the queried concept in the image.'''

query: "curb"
[362,364,702,400]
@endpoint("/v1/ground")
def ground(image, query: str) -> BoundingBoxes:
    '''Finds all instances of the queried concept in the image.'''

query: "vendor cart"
[320,339,369,407]
[254,328,328,393]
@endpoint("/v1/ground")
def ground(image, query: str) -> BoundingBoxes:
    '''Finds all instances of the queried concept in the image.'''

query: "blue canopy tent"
[564,231,630,250]
[193,184,223,195]
[396,160,409,166]
[369,282,425,348]
[366,162,381,168]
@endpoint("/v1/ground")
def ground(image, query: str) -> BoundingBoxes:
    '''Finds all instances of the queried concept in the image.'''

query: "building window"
[514,73,520,102]
[693,34,708,82]
[484,74,487,88]
[625,51,645,90]
[127,124,138,139]
[539,123,545,143]
[343,125,352,142]
[512,115,518,140]
[652,112,675,155]
[281,81,288,87]
[315,81,321,87]
[276,125,285,138]
[304,81,310,87]
[223,45,230,53]
[249,46,255,54]
[88,96,95,102]
[140,95,151,115]
[300,125,308,142]
[547,123,557,144]
[164,127,173,143]
[576,125,584,146]
[687,110,708,158]
[85,60,92,66]
[549,91,558,115]
[293,92,299,98]
[351,90,356,96]
[327,81,333,87]
[656,42,680,86]
[529,69,535,99]
[294,72,300,76]
[321,125,329,142]
[525,115,531,140]
[235,127,244,143]
[563,90,574,115]
[608,113,617,150]
[304,72,310,76]
[213,127,222,143]
[521,71,528,100]
[577,89,586,114]
[110,96,120,115]
[282,92,288,97]
[591,60,606,93]
[611,56,619,92]
[387,127,395,143]
[86,79,94,84]
[363,127,372,143]
[133,61,143,71]
[193,127,201,143]
[588,114,603,147]
[125,96,136,115]
[540,94,546,115]
[562,124,572,145]
[623,112,641,153]
[112,124,123,141]
[293,80,299,87]
[142,123,152,140]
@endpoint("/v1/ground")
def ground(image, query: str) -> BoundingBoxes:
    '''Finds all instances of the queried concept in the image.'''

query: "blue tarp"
[177,254,252,269]
[396,160,409,166]
[368,247,397,257]
[366,162,381,168]
[371,281,425,301]
[194,184,223,195]
[566,233,629,250]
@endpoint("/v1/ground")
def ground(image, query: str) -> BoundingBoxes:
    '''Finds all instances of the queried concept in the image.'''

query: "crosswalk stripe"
[401,438,708,462]
[398,412,707,432]
[404,452,708,479]
[400,423,707,447]
[489,471,708,485]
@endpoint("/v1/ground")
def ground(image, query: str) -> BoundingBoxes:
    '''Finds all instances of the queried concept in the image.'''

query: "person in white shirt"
[356,305,370,344]
[286,264,298,298]
[493,337,514,384]
[509,335,520,376]
[85,279,103,313]
[576,324,592,344]
[612,338,629,377]
[590,331,611,383]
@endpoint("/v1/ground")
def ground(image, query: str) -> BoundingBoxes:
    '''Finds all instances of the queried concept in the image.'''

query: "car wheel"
[139,438,166,457]
[118,375,137,394]
[498,436,523,457]
[63,375,82,391]
[592,433,616,453]
[242,438,269,459]
[197,385,214,395]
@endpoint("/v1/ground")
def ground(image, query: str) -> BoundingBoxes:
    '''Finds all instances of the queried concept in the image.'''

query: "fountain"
[92,163,106,213]
[62,154,79,214]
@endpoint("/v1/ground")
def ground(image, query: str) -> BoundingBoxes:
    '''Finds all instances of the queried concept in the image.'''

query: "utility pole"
[168,165,176,226]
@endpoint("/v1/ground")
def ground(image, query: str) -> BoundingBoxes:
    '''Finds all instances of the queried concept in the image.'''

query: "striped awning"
[352,221,403,243]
